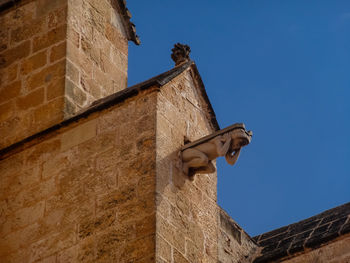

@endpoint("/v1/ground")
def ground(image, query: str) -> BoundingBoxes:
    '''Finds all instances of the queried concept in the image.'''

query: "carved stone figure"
[171,43,191,66]
[180,123,252,176]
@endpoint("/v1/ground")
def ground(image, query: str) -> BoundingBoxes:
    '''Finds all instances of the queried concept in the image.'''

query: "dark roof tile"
[253,202,350,263]
[257,225,289,242]
[288,240,305,255]
[0,0,20,11]
[292,230,312,244]
[340,218,350,235]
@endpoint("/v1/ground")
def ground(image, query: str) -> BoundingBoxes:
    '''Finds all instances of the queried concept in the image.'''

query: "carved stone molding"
[180,123,252,176]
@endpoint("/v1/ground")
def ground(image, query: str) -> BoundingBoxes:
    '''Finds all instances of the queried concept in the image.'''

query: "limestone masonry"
[0,1,349,262]
[0,0,138,149]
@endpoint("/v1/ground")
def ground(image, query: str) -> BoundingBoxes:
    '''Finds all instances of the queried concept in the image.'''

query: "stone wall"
[0,0,129,149]
[0,0,67,149]
[155,68,218,262]
[66,0,128,116]
[0,89,157,262]
[281,234,350,263]
[219,208,259,263]
[0,55,226,262]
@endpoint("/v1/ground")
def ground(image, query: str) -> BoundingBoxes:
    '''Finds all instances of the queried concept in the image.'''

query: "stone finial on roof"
[171,43,191,66]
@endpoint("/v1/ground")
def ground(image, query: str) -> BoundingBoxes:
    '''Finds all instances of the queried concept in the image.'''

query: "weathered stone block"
[0,63,19,84]
[25,138,61,165]
[95,224,135,261]
[110,46,128,73]
[46,77,65,100]
[1,1,36,27]
[110,8,126,36]
[66,41,93,77]
[0,100,15,122]
[78,210,116,240]
[33,24,67,53]
[29,226,75,262]
[116,198,154,224]
[16,88,45,110]
[65,78,87,107]
[67,27,80,48]
[26,60,65,91]
[96,185,137,214]
[84,168,117,195]
[42,152,69,179]
[56,245,77,263]
[80,74,101,99]
[10,18,46,44]
[10,177,56,214]
[36,0,67,17]
[64,97,78,117]
[120,235,155,262]
[0,80,21,104]
[48,5,68,29]
[104,23,128,56]
[173,249,190,263]
[82,1,105,34]
[0,40,30,69]
[0,27,9,52]
[88,0,110,18]
[50,41,66,62]
[12,201,45,229]
[20,50,47,75]
[0,112,34,149]
[61,119,97,151]
[156,234,172,262]
[66,59,80,84]
[93,66,114,95]
[81,35,99,65]
[0,223,41,255]
[158,215,186,254]
[33,97,64,126]
[77,236,96,262]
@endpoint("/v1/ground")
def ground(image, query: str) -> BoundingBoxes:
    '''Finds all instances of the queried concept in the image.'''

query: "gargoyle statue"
[180,124,252,176]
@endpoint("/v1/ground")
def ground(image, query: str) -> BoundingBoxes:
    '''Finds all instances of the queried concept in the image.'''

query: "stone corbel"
[180,123,252,177]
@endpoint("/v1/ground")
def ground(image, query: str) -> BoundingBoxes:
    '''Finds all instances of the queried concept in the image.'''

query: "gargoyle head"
[228,128,253,152]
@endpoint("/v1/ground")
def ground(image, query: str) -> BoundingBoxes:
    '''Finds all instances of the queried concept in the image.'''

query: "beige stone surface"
[280,234,350,263]
[0,90,157,262]
[65,0,129,117]
[0,62,226,262]
[0,0,66,149]
[156,68,219,262]
[0,0,130,149]
[1,2,348,261]
[218,208,259,263]
[61,119,97,151]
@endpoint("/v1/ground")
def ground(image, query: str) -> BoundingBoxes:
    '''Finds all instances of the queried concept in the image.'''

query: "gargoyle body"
[181,124,252,176]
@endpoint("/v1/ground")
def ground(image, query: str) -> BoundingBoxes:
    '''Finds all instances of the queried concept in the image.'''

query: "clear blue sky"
[127,0,350,236]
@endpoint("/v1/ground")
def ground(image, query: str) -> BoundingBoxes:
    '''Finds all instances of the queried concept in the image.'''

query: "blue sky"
[127,1,350,236]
